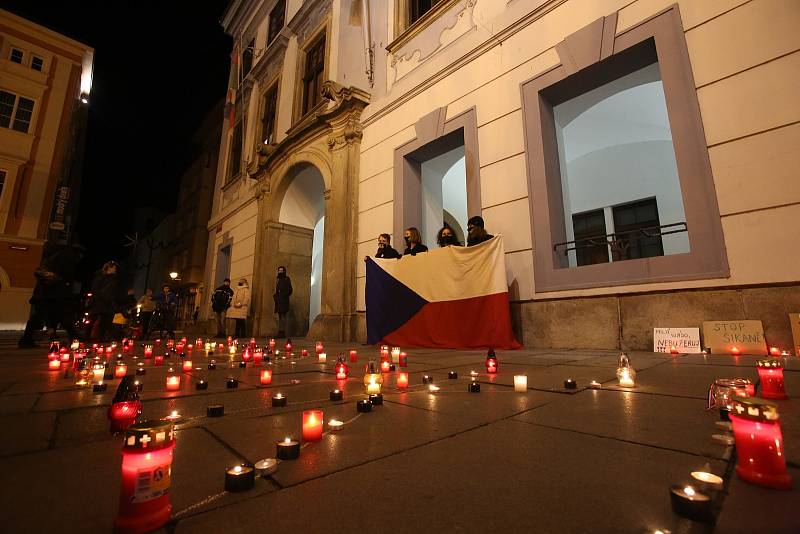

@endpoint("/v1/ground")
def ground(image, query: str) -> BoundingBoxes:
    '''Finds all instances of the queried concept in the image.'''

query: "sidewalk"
[0,342,796,533]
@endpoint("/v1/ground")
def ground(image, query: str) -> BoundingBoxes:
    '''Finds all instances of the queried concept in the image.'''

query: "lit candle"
[208,360,216,370]
[105,346,113,355]
[301,349,308,358]
[329,389,343,401]
[164,410,181,421]
[470,370,479,378]
[396,372,409,389]
[563,378,576,390]
[93,363,106,383]
[349,349,358,363]
[422,375,433,384]
[71,340,79,351]
[669,485,712,522]
[380,360,391,373]
[335,359,349,379]
[380,346,389,362]
[224,464,255,492]
[731,346,740,355]
[468,380,480,393]
[143,345,153,358]
[166,339,174,349]
[272,393,287,407]
[260,369,273,385]
[366,381,381,395]
[48,359,61,370]
[226,378,238,389]
[196,380,208,390]
[133,380,143,392]
[729,398,791,489]
[302,410,324,442]
[255,458,278,476]
[115,363,128,378]
[485,350,498,374]
[356,399,373,413]
[769,346,781,357]
[285,339,293,352]
[328,419,343,432]
[165,374,181,391]
[269,338,277,351]
[391,347,401,363]
[276,437,300,460]
[588,380,602,389]
[428,384,440,393]
[179,360,192,372]
[136,363,146,375]
[93,381,108,392]
[155,338,162,347]
[756,359,788,400]
[616,353,636,387]
[154,355,164,366]
[242,348,252,362]
[690,471,723,488]
[363,361,383,394]
[670,345,678,355]
[448,371,458,379]
[314,341,323,354]
[60,352,71,363]
[369,393,384,404]
[399,352,408,367]
[318,352,327,363]
[228,345,236,356]
[196,337,203,348]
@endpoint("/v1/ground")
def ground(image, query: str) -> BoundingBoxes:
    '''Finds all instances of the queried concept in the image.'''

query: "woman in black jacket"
[273,266,293,338]
[90,261,120,342]
[402,227,428,256]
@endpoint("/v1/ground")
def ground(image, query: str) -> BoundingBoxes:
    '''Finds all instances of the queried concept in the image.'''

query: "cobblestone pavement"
[0,341,797,533]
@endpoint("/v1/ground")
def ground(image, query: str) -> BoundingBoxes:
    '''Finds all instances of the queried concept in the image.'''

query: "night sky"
[0,0,231,285]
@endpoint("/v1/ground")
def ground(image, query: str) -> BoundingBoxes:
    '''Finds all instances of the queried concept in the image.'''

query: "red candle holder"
[47,350,58,361]
[115,420,176,533]
[122,344,130,354]
[105,346,114,356]
[60,352,71,363]
[380,349,389,362]
[335,360,349,380]
[242,348,252,362]
[314,341,323,354]
[399,352,408,367]
[196,337,203,348]
[300,348,308,357]
[181,360,193,372]
[302,410,323,442]
[143,345,153,358]
[109,400,141,433]
[670,345,678,355]
[486,349,498,374]
[260,369,273,385]
[757,359,789,400]
[349,349,358,363]
[253,350,263,365]
[115,363,128,378]
[270,338,277,351]
[166,340,175,349]
[730,398,791,490]
[396,372,409,389]
[155,338,162,347]
[154,355,164,366]
[48,359,61,370]
[165,374,181,391]
[731,346,740,355]
[186,344,193,353]
[769,346,781,357]
[175,343,184,353]
[285,339,293,352]
[380,360,391,373]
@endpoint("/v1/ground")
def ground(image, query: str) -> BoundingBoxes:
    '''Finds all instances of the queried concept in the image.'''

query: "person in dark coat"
[375,233,401,259]
[402,227,428,256]
[89,261,120,342]
[211,279,234,338]
[18,245,73,347]
[436,225,462,247]
[154,285,177,339]
[466,216,494,247]
[273,266,292,338]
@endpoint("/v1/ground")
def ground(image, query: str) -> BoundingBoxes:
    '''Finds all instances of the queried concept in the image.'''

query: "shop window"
[302,36,326,115]
[521,8,728,291]
[268,0,286,45]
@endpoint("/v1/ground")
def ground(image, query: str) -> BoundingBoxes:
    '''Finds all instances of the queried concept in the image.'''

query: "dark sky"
[0,0,231,283]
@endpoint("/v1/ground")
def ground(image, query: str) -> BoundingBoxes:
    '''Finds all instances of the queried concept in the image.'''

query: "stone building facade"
[208,0,800,348]
[0,9,93,329]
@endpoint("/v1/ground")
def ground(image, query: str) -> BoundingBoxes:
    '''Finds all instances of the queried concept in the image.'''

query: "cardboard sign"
[653,328,701,353]
[702,320,767,355]
[790,313,800,356]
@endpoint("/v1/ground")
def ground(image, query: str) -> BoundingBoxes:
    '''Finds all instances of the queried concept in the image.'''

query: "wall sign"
[653,328,701,353]
[702,320,767,355]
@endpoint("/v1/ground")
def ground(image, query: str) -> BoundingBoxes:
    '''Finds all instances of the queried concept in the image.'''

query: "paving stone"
[0,393,38,413]
[174,421,721,534]
[606,362,760,399]
[513,389,731,459]
[0,412,55,456]
[715,467,800,534]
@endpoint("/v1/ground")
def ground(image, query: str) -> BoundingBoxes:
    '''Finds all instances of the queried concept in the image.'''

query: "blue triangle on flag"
[366,258,428,344]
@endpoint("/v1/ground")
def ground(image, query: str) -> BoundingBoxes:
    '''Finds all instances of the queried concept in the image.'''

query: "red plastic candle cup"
[115,421,175,533]
[154,355,164,366]
[60,352,71,363]
[182,360,193,372]
[48,351,58,361]
[115,364,128,378]
[731,346,740,355]
[143,345,153,358]
[165,374,181,391]
[122,344,130,354]
[155,339,161,347]
[285,340,293,351]
[729,398,791,489]
[349,350,358,363]
[314,341,323,354]
[769,346,781,356]
[242,348,252,362]
[106,346,114,355]
[756,359,788,400]
[109,400,141,433]
[396,372,409,389]
[302,410,324,442]
[380,360,391,373]
[196,338,203,348]
[48,359,61,370]
[260,369,273,385]
[380,349,389,362]
[399,352,408,367]
[253,351,263,365]
[166,340,174,349]
[270,338,277,350]
[486,351,498,374]
[186,344,193,353]
[301,349,308,357]
[335,361,349,380]
[175,343,184,353]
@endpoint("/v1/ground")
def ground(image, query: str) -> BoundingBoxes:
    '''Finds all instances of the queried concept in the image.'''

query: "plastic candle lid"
[123,420,175,450]
[730,398,779,422]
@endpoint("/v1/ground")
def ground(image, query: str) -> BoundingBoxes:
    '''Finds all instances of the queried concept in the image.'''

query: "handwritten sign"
[702,320,767,355]
[789,313,800,356]
[653,328,701,353]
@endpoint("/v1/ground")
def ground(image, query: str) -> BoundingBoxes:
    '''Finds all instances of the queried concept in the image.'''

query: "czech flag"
[366,236,521,349]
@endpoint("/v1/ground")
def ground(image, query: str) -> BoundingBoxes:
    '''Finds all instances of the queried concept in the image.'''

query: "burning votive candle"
[60,352,71,363]
[165,410,181,422]
[314,341,323,354]
[669,485,712,522]
[691,471,723,488]
[226,378,238,389]
[366,380,381,395]
[769,346,781,357]
[391,347,401,363]
[318,352,327,363]
[731,346,740,355]
[349,349,358,363]
[208,360,216,370]
[729,398,791,489]
[616,353,636,387]
[356,399,373,413]
[380,360,391,373]
[300,348,308,358]
[670,345,679,355]
[589,380,602,389]
[396,372,409,389]
[335,360,349,380]
[93,363,106,383]
[196,380,208,390]
[276,438,300,460]
[422,375,433,384]
[255,458,278,476]
[115,363,128,378]
[428,384,440,393]
[485,350,498,374]
[136,363,146,376]
[330,389,343,401]
[182,360,192,372]
[328,419,343,431]
[260,369,273,385]
[564,378,577,390]
[165,374,181,391]
[514,375,528,392]
[48,359,61,370]
[448,371,458,379]
[225,464,255,492]
[272,393,287,407]
[238,361,247,368]
[399,352,408,367]
[369,393,384,405]
[756,359,788,400]
[302,410,324,442]
[133,380,144,392]
[468,381,481,393]
[154,355,164,366]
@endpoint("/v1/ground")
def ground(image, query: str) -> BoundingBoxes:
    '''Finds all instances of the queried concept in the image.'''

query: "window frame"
[267,0,286,45]
[0,90,36,134]
[227,119,244,181]
[301,34,326,117]
[31,56,44,71]
[260,81,280,145]
[520,6,728,292]
[0,169,7,200]
[388,0,461,53]
[9,48,23,64]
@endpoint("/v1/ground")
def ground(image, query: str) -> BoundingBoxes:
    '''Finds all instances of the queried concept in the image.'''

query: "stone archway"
[249,82,369,342]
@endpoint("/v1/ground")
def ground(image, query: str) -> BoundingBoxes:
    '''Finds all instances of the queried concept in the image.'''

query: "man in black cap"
[466,216,494,247]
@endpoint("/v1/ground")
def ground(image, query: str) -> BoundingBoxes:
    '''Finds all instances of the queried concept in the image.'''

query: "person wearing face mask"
[273,266,293,338]
[227,278,251,339]
[436,225,462,247]
[466,215,494,247]
[402,227,428,256]
[375,233,401,259]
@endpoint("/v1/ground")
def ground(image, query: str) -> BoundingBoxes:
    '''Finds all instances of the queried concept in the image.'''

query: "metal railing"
[553,222,688,257]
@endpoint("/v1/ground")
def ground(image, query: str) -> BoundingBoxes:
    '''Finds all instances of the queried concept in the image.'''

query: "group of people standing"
[373,215,494,259]
[211,266,293,340]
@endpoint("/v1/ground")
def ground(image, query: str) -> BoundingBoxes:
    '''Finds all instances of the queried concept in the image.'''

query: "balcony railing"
[553,222,688,259]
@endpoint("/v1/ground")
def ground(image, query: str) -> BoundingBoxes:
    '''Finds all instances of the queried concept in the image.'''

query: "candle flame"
[684,486,695,496]
[234,465,242,473]
[284,437,291,444]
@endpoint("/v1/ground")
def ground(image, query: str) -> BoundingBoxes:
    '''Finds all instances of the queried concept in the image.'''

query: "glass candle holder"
[302,410,324,442]
[182,360,193,372]
[729,398,791,490]
[707,378,752,417]
[756,359,788,400]
[485,349,498,374]
[349,349,358,363]
[48,359,61,370]
[514,375,527,392]
[260,369,273,385]
[165,374,181,391]
[616,353,636,387]
[314,341,323,354]
[115,363,128,378]
[396,372,409,389]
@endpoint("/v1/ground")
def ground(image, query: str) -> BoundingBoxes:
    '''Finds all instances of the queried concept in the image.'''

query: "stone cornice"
[286,0,331,44]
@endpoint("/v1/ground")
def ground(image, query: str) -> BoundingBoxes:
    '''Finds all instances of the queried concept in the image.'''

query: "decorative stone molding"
[287,0,331,45]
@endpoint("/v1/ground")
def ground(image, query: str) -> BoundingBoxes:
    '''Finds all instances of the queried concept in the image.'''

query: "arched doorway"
[266,163,326,337]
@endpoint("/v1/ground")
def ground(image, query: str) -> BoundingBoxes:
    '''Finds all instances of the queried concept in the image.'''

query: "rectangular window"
[0,170,6,198]
[612,198,663,261]
[302,36,326,116]
[268,0,286,45]
[0,91,14,128]
[31,56,44,71]
[228,120,243,179]
[261,84,278,145]
[410,0,442,25]
[12,97,34,133]
[572,209,609,266]
[241,38,255,82]
[10,48,23,63]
